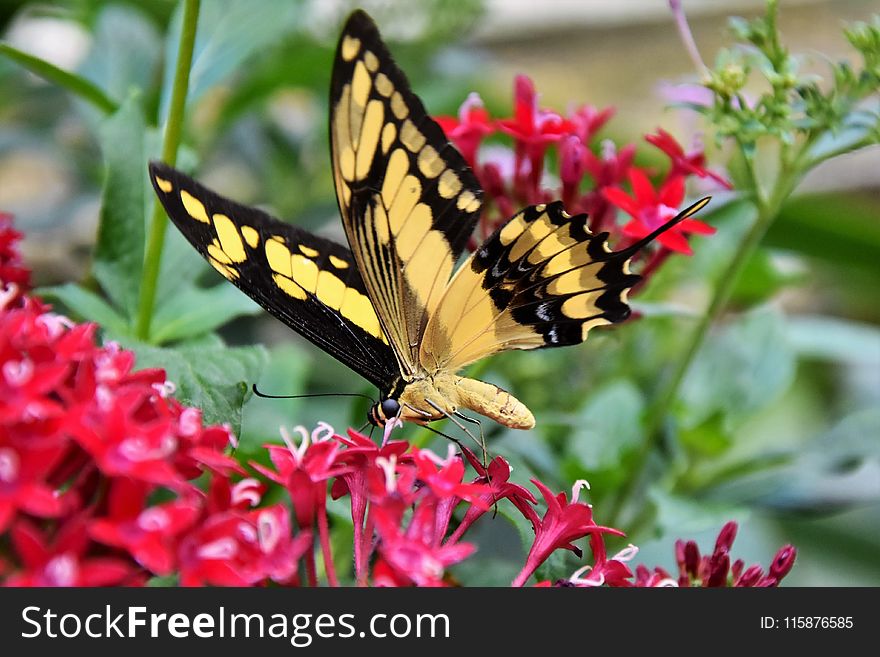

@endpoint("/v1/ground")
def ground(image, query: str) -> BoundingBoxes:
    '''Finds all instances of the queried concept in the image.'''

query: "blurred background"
[1,0,878,585]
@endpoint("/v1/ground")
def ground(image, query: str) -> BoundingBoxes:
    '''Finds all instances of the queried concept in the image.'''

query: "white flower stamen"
[312,421,335,442]
[376,455,398,493]
[571,479,590,503]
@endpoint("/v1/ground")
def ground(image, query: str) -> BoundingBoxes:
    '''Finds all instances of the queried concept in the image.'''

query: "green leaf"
[767,192,880,278]
[78,4,162,101]
[705,409,880,512]
[159,0,304,121]
[730,247,805,307]
[238,343,311,452]
[125,338,268,436]
[650,487,748,538]
[679,412,734,458]
[0,42,118,114]
[680,306,796,429]
[786,315,880,364]
[150,283,262,344]
[567,380,645,471]
[37,283,129,334]
[93,95,147,321]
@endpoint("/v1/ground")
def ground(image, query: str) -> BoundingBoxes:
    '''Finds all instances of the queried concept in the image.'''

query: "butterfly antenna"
[251,384,376,404]
[613,196,712,260]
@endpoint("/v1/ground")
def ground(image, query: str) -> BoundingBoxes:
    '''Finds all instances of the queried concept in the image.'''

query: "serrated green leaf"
[125,339,268,436]
[93,95,146,321]
[37,283,129,335]
[150,282,262,344]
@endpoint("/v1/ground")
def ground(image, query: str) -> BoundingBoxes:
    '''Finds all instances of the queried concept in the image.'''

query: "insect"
[150,9,709,433]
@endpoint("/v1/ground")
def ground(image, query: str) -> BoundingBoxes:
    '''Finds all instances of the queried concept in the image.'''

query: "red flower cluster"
[253,422,619,587]
[550,521,797,587]
[0,216,796,587]
[0,257,620,586]
[635,521,798,587]
[0,213,31,307]
[436,75,730,259]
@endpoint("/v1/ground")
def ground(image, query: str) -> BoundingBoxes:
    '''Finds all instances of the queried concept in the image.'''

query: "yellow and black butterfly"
[150,10,709,432]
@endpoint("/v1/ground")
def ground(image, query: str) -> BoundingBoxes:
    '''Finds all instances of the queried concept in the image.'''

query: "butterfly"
[149,9,709,432]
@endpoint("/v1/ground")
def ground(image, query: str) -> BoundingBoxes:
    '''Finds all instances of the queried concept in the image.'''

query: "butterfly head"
[368,397,401,427]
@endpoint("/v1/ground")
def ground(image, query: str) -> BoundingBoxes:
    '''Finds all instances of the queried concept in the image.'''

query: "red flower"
[412,447,490,508]
[646,128,732,189]
[177,504,308,586]
[635,521,798,587]
[512,480,621,587]
[0,439,69,533]
[568,104,615,145]
[559,135,588,207]
[89,478,201,575]
[498,75,575,200]
[372,501,475,587]
[603,168,715,254]
[436,92,495,166]
[448,448,537,544]
[252,425,345,530]
[0,214,31,306]
[562,537,638,587]
[5,516,135,586]
[331,428,411,583]
[498,75,574,149]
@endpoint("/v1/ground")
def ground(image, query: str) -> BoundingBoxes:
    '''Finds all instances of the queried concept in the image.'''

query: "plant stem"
[606,143,801,528]
[134,0,200,340]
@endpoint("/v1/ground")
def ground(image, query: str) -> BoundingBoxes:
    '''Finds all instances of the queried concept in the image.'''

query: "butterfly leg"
[454,411,489,471]
[454,410,500,514]
[425,399,485,457]
[421,423,466,454]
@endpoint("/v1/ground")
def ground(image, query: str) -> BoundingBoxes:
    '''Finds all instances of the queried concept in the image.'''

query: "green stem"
[606,142,802,528]
[135,0,201,341]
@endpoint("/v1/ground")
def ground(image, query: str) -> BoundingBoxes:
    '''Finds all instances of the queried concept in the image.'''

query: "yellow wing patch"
[330,14,483,375]
[421,202,639,372]
[180,190,210,224]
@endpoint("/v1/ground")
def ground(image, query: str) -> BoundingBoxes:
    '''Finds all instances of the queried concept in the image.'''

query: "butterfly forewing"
[329,10,483,377]
[149,161,399,390]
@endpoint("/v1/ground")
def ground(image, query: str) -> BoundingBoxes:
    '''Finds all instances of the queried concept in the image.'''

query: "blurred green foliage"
[0,0,878,586]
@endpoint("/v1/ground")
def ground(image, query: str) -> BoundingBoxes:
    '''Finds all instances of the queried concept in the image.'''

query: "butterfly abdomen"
[451,376,535,430]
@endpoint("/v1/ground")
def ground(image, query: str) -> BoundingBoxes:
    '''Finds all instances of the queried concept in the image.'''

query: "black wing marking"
[149,160,400,391]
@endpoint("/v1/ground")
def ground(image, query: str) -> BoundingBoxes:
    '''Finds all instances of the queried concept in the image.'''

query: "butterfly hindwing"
[420,202,640,372]
[149,161,399,390]
[329,10,483,377]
